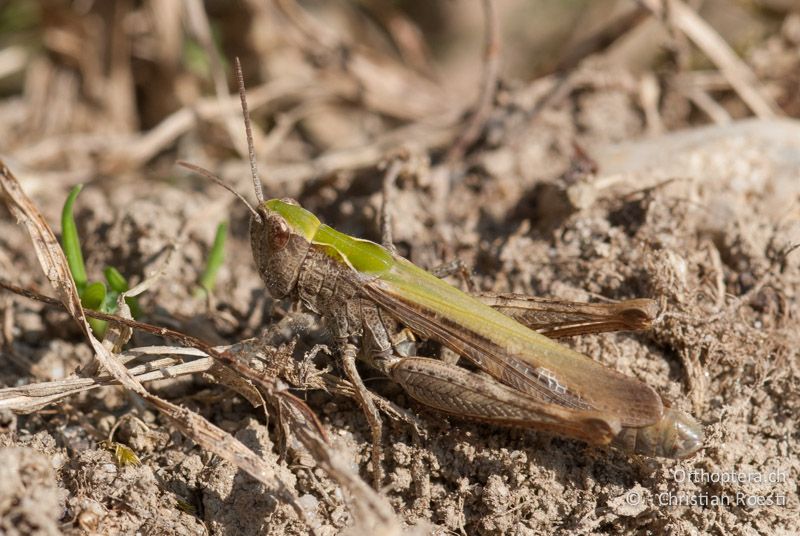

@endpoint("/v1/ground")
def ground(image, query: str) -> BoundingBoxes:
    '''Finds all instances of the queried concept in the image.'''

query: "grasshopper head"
[250,198,319,298]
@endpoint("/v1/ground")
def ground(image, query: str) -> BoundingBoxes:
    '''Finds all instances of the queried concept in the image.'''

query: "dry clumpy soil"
[2,49,799,536]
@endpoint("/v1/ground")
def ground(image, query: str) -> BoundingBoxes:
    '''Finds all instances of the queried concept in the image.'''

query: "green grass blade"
[104,266,141,318]
[81,281,106,310]
[60,184,88,291]
[88,318,108,339]
[81,280,107,338]
[198,221,228,294]
[104,266,128,293]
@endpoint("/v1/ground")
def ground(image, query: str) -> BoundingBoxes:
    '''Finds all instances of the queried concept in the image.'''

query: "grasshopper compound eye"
[267,215,290,250]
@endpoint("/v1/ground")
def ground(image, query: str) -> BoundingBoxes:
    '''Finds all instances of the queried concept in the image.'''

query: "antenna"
[234,57,265,205]
[177,161,261,222]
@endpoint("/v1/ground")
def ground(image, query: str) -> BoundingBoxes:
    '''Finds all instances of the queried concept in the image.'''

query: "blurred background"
[0,0,798,190]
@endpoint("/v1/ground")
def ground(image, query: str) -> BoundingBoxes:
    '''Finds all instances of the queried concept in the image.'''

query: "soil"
[0,2,798,535]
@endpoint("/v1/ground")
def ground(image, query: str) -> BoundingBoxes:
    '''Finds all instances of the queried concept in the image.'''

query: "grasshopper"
[181,61,702,486]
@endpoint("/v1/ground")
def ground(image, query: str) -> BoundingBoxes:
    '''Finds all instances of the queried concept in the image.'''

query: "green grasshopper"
[180,62,702,486]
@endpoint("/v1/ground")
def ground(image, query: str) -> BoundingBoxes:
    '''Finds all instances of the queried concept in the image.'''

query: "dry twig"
[184,0,253,158]
[639,0,780,118]
[446,0,501,164]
